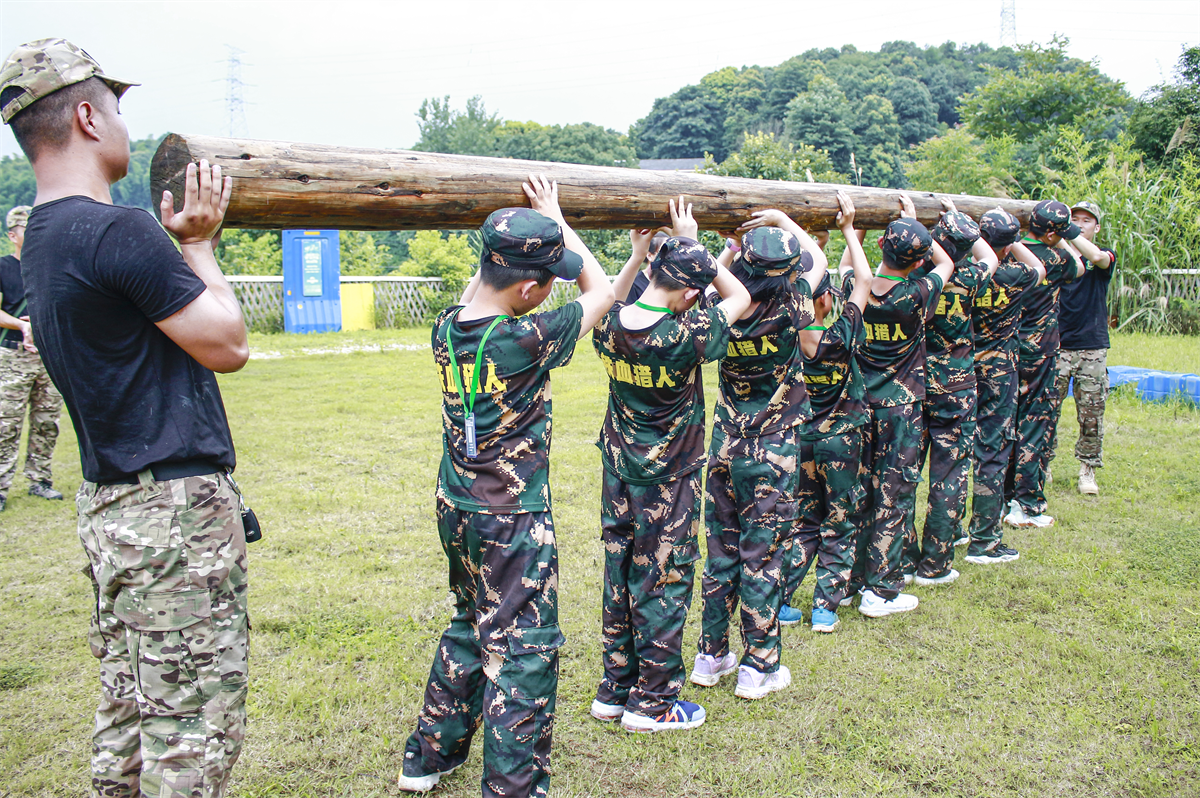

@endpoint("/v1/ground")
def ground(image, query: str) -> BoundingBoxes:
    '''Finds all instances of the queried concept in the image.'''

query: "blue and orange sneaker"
[621,700,707,733]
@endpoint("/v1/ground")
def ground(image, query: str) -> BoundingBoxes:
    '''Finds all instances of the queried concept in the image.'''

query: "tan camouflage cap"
[0,38,138,124]
[5,206,31,229]
[1070,201,1103,224]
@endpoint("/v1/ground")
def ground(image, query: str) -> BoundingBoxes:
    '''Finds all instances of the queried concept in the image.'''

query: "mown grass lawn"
[1,329,1197,798]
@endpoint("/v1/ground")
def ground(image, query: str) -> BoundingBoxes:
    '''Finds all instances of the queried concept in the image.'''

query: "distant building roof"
[638,158,707,171]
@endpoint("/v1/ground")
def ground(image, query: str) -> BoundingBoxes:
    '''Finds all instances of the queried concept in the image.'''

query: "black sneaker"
[28,482,64,500]
[964,544,1019,565]
[0,494,6,512]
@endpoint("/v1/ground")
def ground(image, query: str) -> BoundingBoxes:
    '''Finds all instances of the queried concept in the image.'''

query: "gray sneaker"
[29,482,64,500]
[1079,464,1099,495]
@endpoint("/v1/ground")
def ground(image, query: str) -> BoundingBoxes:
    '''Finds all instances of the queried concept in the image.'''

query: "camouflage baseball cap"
[1028,200,1080,240]
[738,227,814,277]
[812,270,842,300]
[880,218,932,269]
[5,205,30,229]
[1,38,138,124]
[480,207,583,280]
[652,236,717,289]
[1070,200,1103,224]
[931,211,981,262]
[979,208,1021,248]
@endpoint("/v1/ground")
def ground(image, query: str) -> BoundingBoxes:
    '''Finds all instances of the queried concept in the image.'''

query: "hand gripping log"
[151,133,1038,232]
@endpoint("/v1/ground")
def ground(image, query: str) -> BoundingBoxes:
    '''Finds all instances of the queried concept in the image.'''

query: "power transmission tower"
[1000,0,1017,48]
[224,45,248,138]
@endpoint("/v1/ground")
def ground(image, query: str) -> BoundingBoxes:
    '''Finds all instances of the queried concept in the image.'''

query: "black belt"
[102,458,224,486]
[0,338,18,349]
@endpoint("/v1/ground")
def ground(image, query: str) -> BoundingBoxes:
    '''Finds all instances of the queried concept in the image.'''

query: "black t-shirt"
[627,269,651,304]
[1059,248,1117,350]
[22,196,236,483]
[0,254,24,347]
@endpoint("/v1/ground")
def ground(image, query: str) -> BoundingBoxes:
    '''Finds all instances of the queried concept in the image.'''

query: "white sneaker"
[1046,467,1053,485]
[857,589,919,618]
[1079,464,1099,495]
[398,758,460,792]
[953,535,970,547]
[839,590,858,607]
[689,652,738,687]
[590,699,624,722]
[914,569,959,587]
[734,664,792,700]
[1024,512,1055,528]
[903,573,914,585]
[1003,505,1029,527]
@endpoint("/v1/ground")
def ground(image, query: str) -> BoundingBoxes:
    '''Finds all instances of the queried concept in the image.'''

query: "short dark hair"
[729,259,793,303]
[649,261,688,292]
[479,260,555,291]
[2,77,114,162]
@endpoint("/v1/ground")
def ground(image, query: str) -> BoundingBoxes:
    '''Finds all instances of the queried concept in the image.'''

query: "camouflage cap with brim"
[1029,200,1081,240]
[979,208,1021,248]
[812,270,842,300]
[880,218,932,268]
[1,38,138,124]
[5,205,30,229]
[931,210,981,262]
[1070,200,1103,224]
[652,236,718,289]
[480,207,584,280]
[738,226,814,277]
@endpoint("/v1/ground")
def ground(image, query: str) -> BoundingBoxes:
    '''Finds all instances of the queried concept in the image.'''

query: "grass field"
[1,329,1197,798]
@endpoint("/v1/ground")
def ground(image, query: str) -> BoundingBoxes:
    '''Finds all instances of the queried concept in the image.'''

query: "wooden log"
[151,133,1037,232]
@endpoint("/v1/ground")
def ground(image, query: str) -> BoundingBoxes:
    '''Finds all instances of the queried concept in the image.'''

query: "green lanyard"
[878,274,905,282]
[445,310,508,459]
[803,325,827,331]
[634,300,672,314]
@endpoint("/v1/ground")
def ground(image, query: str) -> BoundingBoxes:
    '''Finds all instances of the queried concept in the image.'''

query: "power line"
[1000,0,1017,47]
[224,45,248,138]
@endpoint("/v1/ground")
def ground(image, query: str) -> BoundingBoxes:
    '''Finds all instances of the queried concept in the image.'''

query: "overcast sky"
[1,0,1197,158]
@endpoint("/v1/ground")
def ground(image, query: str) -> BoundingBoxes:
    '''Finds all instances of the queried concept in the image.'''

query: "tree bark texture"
[152,133,1038,231]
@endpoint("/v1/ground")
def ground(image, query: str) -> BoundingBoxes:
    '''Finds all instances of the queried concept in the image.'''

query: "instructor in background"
[0,204,64,511]
[2,38,251,798]
[1052,201,1116,496]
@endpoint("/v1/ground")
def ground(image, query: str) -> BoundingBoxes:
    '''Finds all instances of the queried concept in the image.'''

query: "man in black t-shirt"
[0,204,64,512]
[1051,201,1116,496]
[3,38,250,797]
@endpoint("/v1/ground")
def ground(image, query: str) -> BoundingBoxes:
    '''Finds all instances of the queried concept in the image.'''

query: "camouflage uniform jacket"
[972,257,1040,371]
[433,302,584,514]
[800,303,868,440]
[594,302,733,485]
[843,271,943,407]
[914,256,991,394]
[1016,240,1077,362]
[711,285,815,437]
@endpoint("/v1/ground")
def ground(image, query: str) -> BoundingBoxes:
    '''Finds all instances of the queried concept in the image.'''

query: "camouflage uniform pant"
[906,388,976,578]
[1007,353,1057,515]
[404,503,561,798]
[1051,348,1108,468]
[78,470,249,798]
[849,402,923,601]
[787,427,865,612]
[596,469,701,718]
[969,360,1018,555]
[698,425,797,674]
[0,345,63,496]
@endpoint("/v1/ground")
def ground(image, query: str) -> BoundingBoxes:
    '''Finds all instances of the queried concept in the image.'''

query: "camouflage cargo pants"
[698,425,798,674]
[596,469,701,718]
[1051,348,1108,468]
[849,402,923,601]
[969,359,1017,554]
[0,345,63,496]
[787,427,865,612]
[1007,353,1057,515]
[78,470,249,798]
[907,388,976,578]
[404,503,561,798]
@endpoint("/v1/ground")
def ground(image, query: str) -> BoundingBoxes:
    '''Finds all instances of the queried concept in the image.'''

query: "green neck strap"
[1021,235,1041,244]
[634,300,672,314]
[803,325,827,331]
[446,310,508,417]
[878,274,905,282]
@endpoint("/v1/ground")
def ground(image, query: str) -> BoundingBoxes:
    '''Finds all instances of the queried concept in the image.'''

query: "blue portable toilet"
[282,230,341,333]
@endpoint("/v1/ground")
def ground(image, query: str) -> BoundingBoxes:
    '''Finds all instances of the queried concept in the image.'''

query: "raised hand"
[738,208,791,231]
[835,191,856,231]
[160,160,233,246]
[940,196,958,214]
[522,174,566,224]
[629,228,656,261]
[669,195,698,239]
[898,192,917,219]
